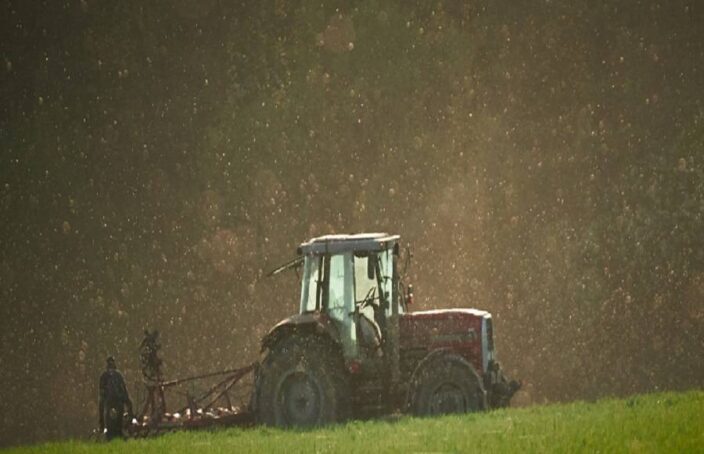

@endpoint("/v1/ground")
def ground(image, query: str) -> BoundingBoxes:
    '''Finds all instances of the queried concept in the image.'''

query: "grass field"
[7,390,703,453]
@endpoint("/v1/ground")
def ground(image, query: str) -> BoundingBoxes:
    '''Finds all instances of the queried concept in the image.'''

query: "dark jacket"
[98,368,133,433]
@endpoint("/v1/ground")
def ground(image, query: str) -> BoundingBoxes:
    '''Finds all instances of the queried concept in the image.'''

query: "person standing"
[98,356,133,440]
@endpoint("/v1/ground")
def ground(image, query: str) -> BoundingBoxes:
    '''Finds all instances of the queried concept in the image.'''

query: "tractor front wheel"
[254,334,349,427]
[408,353,486,416]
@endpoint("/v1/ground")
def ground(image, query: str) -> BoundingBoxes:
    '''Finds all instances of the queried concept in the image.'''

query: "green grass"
[7,390,703,453]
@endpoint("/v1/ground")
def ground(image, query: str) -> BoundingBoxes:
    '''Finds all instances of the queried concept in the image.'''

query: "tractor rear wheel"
[408,353,486,416]
[254,334,349,427]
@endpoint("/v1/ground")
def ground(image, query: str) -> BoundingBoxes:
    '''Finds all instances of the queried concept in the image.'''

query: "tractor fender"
[253,313,343,417]
[406,348,487,411]
[260,312,341,353]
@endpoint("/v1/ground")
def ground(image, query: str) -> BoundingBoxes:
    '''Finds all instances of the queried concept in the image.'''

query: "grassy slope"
[8,390,703,453]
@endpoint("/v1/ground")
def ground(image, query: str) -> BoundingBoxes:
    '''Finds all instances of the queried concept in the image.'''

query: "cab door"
[325,252,358,359]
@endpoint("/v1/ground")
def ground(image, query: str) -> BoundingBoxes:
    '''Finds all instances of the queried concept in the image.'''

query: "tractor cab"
[296,233,402,361]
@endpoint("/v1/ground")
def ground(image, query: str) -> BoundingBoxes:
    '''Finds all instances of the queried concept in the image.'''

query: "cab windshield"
[299,250,400,315]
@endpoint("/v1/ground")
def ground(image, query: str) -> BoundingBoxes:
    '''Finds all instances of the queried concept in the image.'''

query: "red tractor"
[253,233,519,426]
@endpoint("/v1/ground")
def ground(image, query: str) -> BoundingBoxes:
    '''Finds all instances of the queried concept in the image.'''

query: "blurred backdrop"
[1,0,703,446]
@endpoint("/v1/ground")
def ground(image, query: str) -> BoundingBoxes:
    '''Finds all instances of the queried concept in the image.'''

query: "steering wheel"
[356,287,377,311]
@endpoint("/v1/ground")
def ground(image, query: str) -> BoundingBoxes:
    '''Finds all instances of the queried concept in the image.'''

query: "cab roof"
[298,233,400,255]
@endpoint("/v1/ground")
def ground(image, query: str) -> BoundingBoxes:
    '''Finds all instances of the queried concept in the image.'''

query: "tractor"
[125,232,519,437]
[252,233,519,426]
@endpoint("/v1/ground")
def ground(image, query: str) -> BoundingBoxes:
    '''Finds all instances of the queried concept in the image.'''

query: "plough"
[126,330,256,437]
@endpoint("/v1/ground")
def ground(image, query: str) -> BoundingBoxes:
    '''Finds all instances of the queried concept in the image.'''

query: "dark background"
[1,0,703,447]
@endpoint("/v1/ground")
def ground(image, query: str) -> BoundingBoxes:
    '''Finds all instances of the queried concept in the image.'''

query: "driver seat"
[358,313,383,357]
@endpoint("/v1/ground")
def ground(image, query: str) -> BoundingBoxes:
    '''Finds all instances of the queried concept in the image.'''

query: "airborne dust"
[1,1,703,447]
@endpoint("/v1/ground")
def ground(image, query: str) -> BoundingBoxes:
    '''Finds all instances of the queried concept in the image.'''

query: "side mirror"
[367,255,376,280]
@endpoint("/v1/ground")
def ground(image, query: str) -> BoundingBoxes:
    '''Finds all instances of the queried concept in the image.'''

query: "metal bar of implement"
[175,372,237,414]
[197,364,255,409]
[173,363,256,415]
[173,375,234,415]
[201,365,254,410]
[159,363,256,387]
[223,389,233,409]
[178,375,232,413]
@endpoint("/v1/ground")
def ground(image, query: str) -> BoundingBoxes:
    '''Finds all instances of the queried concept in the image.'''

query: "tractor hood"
[399,309,491,373]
